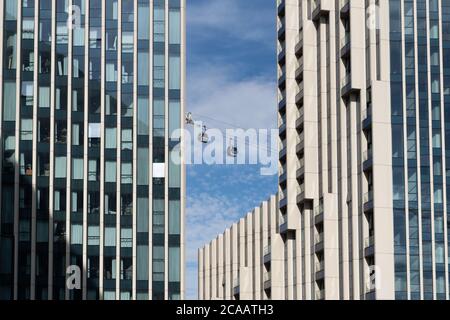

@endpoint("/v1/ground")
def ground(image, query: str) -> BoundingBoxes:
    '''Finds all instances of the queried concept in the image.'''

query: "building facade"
[198,195,285,300]
[277,0,450,300]
[0,0,185,300]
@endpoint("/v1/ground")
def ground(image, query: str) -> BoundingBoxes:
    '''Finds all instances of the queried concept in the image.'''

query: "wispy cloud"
[185,165,277,299]
[187,62,277,131]
[185,192,245,299]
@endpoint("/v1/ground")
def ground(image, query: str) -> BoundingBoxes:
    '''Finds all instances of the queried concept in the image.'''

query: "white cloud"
[185,192,248,299]
[188,0,275,44]
[187,63,277,131]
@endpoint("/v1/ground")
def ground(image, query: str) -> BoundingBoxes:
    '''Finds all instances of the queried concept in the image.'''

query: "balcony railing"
[296,32,303,46]
[264,271,271,283]
[340,0,349,7]
[297,107,304,119]
[297,184,304,196]
[280,213,287,225]
[315,232,324,244]
[296,133,304,146]
[340,33,350,48]
[341,73,351,86]
[279,189,286,201]
[315,260,324,272]
[280,139,287,151]
[296,56,304,72]
[297,81,304,98]
[279,164,287,176]
[363,148,372,162]
[278,113,286,127]
[362,105,372,120]
[278,90,286,103]
[314,202,324,217]
[312,0,320,12]
[364,235,374,248]
[264,245,271,256]
[277,16,285,32]
[364,190,373,204]
[297,158,305,171]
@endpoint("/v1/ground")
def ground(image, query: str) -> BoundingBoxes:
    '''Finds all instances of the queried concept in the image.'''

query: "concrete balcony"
[363,148,373,172]
[278,95,286,112]
[295,32,303,56]
[278,48,286,66]
[278,112,286,135]
[315,260,324,272]
[364,235,375,257]
[312,0,329,21]
[295,132,304,154]
[279,138,287,160]
[279,189,287,209]
[279,213,287,233]
[295,107,304,130]
[278,23,286,40]
[278,71,286,89]
[277,0,285,16]
[314,201,324,224]
[341,73,358,98]
[363,190,374,212]
[279,163,287,184]
[296,183,305,204]
[315,260,325,280]
[295,82,304,105]
[295,56,304,81]
[340,33,350,57]
[340,0,350,18]
[263,271,271,290]
[233,277,240,295]
[263,245,271,264]
[315,289,325,300]
[296,157,305,179]
[314,232,324,252]
[362,104,372,130]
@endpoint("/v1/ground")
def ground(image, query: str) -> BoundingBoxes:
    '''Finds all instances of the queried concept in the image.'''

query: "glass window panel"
[38,87,50,108]
[105,161,116,183]
[137,245,149,281]
[169,200,180,235]
[138,97,149,135]
[169,56,180,90]
[169,10,181,44]
[138,148,149,186]
[138,2,150,40]
[138,52,149,86]
[169,247,180,282]
[71,224,83,245]
[55,156,67,178]
[169,101,180,136]
[120,228,132,248]
[105,227,116,247]
[106,127,117,149]
[137,197,149,233]
[88,226,100,246]
[121,162,132,184]
[72,158,83,180]
[3,82,16,120]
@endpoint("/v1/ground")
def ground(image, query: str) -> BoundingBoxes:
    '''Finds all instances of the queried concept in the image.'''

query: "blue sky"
[186,0,277,299]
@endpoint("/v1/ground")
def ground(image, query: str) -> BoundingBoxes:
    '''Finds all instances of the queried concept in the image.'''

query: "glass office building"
[0,0,185,300]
